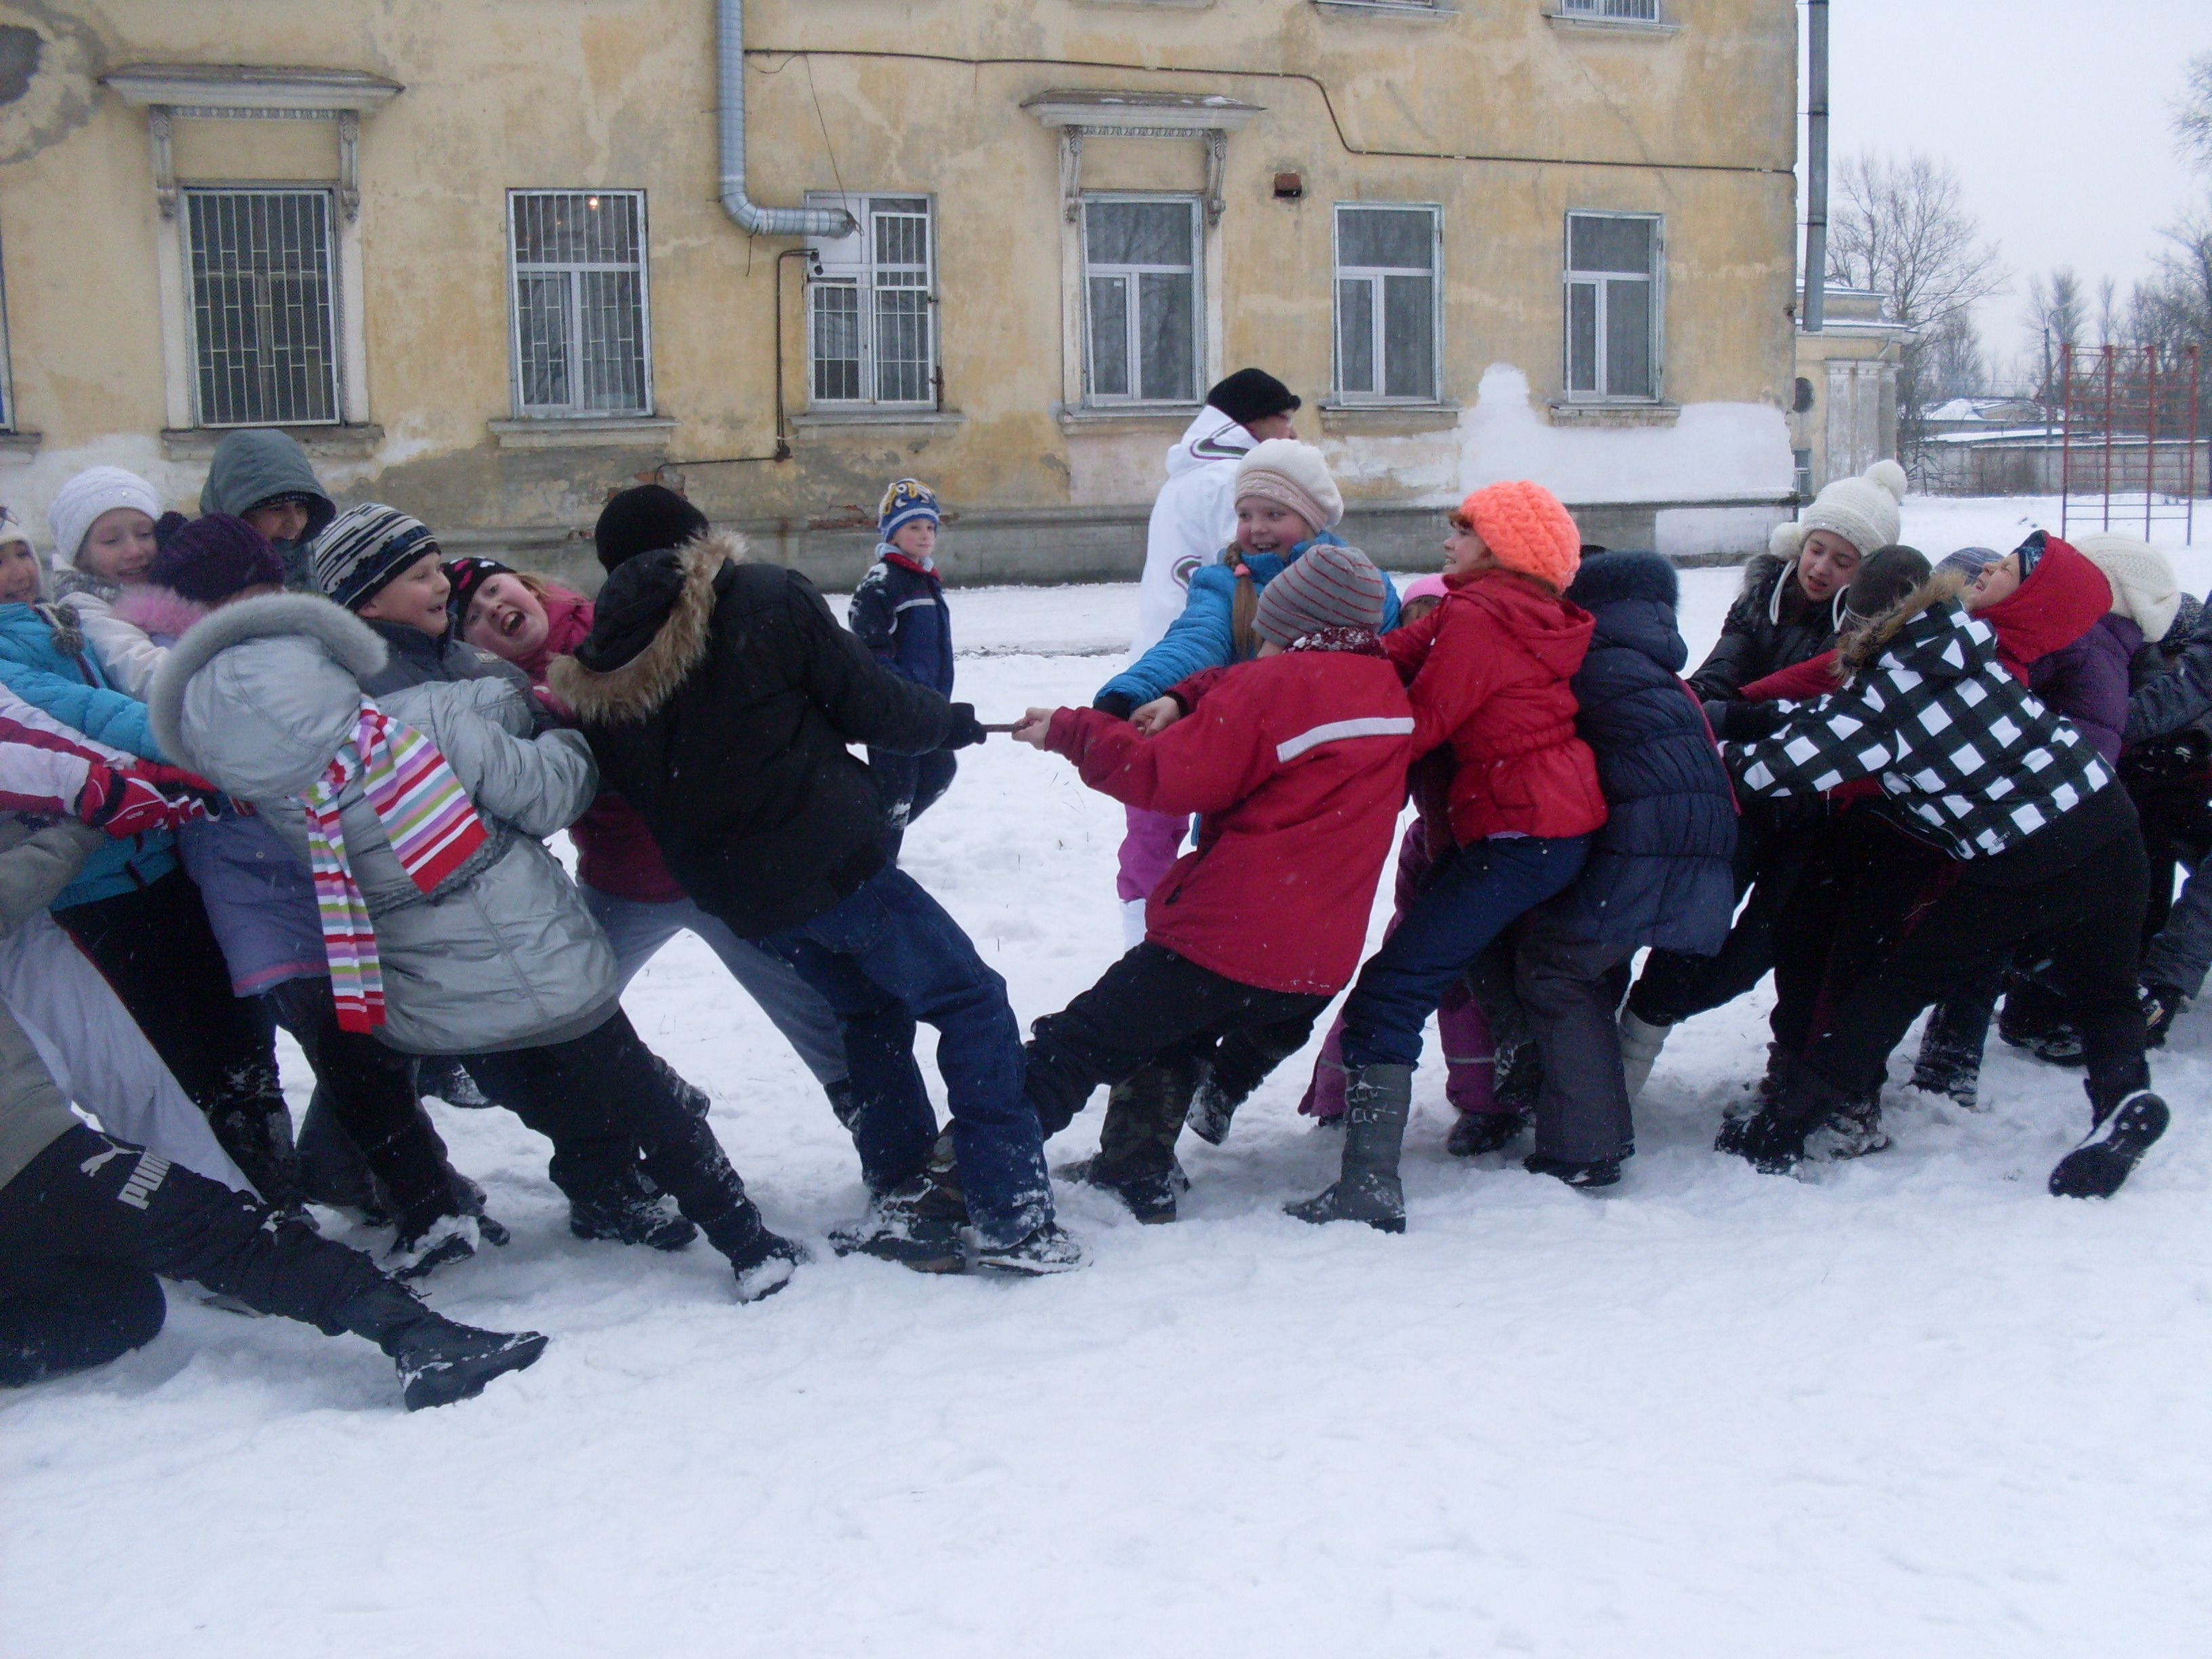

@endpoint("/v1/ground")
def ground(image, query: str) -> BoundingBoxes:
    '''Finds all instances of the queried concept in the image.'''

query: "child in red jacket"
[1012,545,1413,1222]
[1292,481,1607,1231]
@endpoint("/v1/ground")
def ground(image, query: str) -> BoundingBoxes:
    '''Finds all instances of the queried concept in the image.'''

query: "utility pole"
[1803,0,1829,333]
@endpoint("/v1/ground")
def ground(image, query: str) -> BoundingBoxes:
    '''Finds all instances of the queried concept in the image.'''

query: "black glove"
[1708,699,1784,743]
[1092,691,1136,720]
[942,702,988,750]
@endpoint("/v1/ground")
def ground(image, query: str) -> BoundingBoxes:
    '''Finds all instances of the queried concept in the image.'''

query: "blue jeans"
[1340,835,1592,1070]
[756,867,1051,1248]
[582,885,849,1090]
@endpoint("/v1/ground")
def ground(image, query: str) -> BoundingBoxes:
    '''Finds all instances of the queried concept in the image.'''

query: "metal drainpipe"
[718,0,854,237]
[1801,0,1828,333]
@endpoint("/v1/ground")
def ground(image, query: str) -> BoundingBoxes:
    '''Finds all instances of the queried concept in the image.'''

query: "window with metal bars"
[1334,205,1441,403]
[1563,211,1662,401]
[1556,0,1660,19]
[184,188,342,427]
[1082,196,1201,405]
[507,190,652,417]
[804,194,937,407]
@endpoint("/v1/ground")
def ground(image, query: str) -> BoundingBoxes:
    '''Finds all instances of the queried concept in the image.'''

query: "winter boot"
[1998,985,2085,1066]
[1724,1044,1793,1122]
[2140,982,2187,1050]
[213,1099,309,1221]
[1061,1055,1202,1223]
[829,1139,968,1273]
[1715,1105,1814,1175]
[1618,1011,1671,1102]
[1492,1042,1542,1118]
[2049,1090,2170,1199]
[1913,991,1994,1110]
[1446,1107,1528,1158]
[1185,1022,1309,1147]
[388,1211,496,1281]
[1524,1152,1622,1189]
[1806,1094,1890,1160]
[1286,1063,1412,1232]
[417,1055,492,1108]
[568,1161,698,1252]
[334,1279,547,1411]
[972,1222,1086,1276]
[705,1205,808,1303]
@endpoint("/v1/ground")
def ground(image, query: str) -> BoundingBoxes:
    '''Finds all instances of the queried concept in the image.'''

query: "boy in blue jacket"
[849,479,957,856]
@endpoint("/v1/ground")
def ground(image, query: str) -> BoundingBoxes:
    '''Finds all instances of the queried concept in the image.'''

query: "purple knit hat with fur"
[146,512,285,604]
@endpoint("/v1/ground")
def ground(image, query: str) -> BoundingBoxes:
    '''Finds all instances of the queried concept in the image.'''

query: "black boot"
[1287,1063,1412,1231]
[417,1055,492,1108]
[213,1099,309,1221]
[1059,1054,1202,1223]
[829,1136,968,1273]
[335,1279,547,1411]
[1524,1152,1622,1189]
[707,1204,809,1303]
[2049,1092,2170,1198]
[567,1160,698,1252]
[1912,996,1991,1111]
[1446,1108,1528,1158]
[2140,981,2186,1049]
[1185,1022,1310,1147]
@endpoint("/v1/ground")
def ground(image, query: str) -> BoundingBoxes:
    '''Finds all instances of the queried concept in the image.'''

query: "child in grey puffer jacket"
[152,590,806,1303]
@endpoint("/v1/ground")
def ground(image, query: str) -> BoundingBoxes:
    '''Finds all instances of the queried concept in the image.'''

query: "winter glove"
[1706,699,1784,743]
[77,762,224,838]
[941,703,989,750]
[1092,691,1136,720]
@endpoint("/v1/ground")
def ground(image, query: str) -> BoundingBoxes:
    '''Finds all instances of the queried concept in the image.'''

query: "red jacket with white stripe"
[1045,644,1414,994]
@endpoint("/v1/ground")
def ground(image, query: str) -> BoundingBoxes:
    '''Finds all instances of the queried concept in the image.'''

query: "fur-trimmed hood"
[1839,568,1978,678]
[148,591,386,779]
[547,533,737,724]
[112,583,210,642]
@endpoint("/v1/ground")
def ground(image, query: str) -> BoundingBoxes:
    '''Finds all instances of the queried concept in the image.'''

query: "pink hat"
[1460,480,1581,591]
[1399,573,1449,605]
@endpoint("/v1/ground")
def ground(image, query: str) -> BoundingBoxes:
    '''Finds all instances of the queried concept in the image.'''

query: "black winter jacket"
[1686,552,1848,703]
[1556,552,1738,954]
[2125,592,2212,748]
[548,534,953,935]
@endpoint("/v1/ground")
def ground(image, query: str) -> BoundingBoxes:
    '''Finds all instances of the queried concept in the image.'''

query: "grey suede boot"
[1285,1063,1412,1232]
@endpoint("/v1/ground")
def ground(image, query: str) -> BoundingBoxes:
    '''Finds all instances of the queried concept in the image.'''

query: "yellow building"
[0,0,1802,588]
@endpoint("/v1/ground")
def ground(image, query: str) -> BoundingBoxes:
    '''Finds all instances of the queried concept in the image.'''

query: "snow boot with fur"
[1286,1063,1412,1232]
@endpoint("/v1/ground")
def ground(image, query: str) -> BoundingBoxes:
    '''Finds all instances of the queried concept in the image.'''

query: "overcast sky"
[1815,0,2211,371]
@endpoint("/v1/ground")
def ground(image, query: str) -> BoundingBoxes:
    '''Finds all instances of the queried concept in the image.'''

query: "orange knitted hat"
[1460,480,1581,591]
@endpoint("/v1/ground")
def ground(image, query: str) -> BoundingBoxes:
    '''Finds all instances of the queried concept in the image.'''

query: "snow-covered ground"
[8,498,2212,1658]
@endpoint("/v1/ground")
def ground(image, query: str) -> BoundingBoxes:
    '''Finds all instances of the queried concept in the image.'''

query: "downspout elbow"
[718,0,856,239]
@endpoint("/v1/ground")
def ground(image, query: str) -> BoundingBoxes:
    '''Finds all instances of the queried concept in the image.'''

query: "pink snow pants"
[1116,804,1192,903]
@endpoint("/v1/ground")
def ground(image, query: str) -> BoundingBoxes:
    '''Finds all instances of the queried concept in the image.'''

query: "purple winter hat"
[146,512,285,604]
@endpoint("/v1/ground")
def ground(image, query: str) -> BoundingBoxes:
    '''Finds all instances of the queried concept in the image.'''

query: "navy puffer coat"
[1557,551,1738,954]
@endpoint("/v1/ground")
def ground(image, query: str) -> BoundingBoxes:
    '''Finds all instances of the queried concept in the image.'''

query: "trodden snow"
[6,499,2211,1658]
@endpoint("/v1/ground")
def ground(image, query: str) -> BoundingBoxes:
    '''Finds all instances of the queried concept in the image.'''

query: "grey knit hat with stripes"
[310,502,440,609]
[1252,543,1389,648]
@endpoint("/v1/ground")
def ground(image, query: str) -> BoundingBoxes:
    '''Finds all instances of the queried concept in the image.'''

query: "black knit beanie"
[1843,544,1931,622]
[594,485,709,573]
[1205,367,1300,430]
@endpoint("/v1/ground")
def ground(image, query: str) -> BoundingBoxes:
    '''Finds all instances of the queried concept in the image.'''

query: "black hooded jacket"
[547,534,952,935]
[1556,552,1739,954]
[1687,552,1848,703]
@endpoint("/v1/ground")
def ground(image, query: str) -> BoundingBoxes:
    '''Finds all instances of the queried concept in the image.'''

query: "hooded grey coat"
[197,429,337,591]
[148,594,618,1056]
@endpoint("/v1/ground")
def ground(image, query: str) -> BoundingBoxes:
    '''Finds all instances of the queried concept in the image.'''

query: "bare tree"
[2023,268,2086,412]
[2175,49,2212,176]
[1826,151,2009,473]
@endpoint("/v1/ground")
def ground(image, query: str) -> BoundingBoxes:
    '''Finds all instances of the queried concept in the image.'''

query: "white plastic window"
[1334,205,1441,403]
[1082,195,1201,405]
[1564,211,1661,401]
[806,194,937,406]
[508,190,652,417]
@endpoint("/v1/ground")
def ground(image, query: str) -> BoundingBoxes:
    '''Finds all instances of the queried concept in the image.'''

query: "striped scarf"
[300,701,488,1032]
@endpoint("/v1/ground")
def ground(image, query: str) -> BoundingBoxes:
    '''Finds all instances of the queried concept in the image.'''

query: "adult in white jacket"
[1109,369,1302,945]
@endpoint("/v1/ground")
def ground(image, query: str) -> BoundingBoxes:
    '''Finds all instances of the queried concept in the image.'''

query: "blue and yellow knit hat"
[878,478,940,542]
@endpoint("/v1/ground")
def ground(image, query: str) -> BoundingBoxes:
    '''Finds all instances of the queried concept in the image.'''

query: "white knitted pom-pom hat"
[1771,458,1909,562]
[2071,531,2181,643]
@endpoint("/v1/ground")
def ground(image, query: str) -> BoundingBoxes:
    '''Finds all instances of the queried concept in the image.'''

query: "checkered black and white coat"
[1727,598,2116,862]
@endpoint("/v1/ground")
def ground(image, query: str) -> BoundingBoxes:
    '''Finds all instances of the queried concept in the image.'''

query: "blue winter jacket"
[848,549,954,697]
[0,601,178,907]
[1553,552,1737,954]
[1095,531,1399,709]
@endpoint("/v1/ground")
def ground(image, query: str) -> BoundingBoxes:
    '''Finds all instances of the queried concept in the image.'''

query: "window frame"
[1561,208,1664,404]
[179,184,346,429]
[504,188,655,421]
[1555,0,1662,18]
[1332,201,1443,406]
[1079,192,1206,408]
[804,192,940,410]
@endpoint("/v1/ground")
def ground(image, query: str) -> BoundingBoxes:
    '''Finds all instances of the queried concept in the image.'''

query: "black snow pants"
[1024,943,1328,1176]
[1511,905,1637,1166]
[56,869,302,1210]
[0,1125,387,1387]
[464,1011,766,1258]
[264,976,467,1231]
[1769,819,2152,1132]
